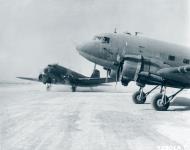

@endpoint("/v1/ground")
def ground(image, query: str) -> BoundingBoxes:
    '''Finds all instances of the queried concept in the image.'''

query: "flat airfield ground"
[1,83,190,150]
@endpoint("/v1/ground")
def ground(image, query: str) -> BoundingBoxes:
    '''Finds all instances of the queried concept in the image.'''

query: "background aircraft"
[17,64,115,92]
[76,32,190,111]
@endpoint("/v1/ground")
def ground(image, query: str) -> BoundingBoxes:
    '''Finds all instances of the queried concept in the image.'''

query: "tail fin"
[91,69,100,78]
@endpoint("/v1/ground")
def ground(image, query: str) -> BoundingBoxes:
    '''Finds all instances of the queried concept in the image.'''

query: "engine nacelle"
[39,74,52,84]
[122,60,140,81]
[120,55,164,86]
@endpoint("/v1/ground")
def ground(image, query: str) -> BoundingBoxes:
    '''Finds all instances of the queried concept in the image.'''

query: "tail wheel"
[152,93,170,111]
[46,84,51,91]
[132,91,146,104]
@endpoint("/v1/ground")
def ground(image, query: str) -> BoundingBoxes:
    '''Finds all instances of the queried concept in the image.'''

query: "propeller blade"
[115,67,120,85]
[115,61,123,86]
[94,63,96,71]
[105,69,109,83]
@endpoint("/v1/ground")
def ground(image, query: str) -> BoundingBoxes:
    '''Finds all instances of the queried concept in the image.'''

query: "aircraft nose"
[76,42,91,54]
[76,41,99,61]
[76,43,83,52]
[76,44,88,53]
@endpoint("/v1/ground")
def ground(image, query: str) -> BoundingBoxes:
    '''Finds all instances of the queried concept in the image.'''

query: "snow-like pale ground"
[1,83,190,150]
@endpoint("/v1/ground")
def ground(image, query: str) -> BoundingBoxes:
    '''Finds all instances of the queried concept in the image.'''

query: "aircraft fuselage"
[76,33,190,87]
[78,33,190,69]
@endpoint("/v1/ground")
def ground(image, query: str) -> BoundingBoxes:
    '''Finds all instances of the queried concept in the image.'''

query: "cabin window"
[183,59,190,64]
[168,55,175,61]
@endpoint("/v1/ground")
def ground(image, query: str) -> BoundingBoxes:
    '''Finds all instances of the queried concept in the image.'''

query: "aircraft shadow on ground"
[53,88,128,93]
[170,97,190,111]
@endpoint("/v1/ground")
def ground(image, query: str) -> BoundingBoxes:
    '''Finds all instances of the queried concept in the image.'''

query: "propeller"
[39,74,50,84]
[93,63,96,71]
[38,74,43,81]
[106,69,109,82]
[115,54,124,85]
[115,60,124,85]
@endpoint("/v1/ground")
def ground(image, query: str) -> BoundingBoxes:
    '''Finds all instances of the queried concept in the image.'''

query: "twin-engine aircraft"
[17,64,115,92]
[76,32,190,111]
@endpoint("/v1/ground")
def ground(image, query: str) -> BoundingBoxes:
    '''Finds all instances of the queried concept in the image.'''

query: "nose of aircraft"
[76,42,93,55]
[76,43,84,53]
[76,42,90,54]
[76,41,100,62]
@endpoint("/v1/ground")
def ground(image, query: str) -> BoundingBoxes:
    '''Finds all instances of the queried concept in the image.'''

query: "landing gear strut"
[46,84,51,91]
[152,86,169,111]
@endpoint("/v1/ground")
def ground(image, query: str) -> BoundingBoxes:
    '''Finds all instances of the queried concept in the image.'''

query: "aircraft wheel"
[132,91,146,104]
[152,93,170,111]
[72,86,76,92]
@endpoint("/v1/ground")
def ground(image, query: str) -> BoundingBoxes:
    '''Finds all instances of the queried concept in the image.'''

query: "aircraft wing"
[74,77,115,87]
[17,64,115,87]
[158,65,190,74]
[157,65,190,86]
[77,77,115,86]
[17,77,40,82]
[48,64,87,78]
[17,64,88,84]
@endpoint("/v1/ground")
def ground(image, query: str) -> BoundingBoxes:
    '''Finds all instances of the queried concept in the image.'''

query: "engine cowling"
[38,74,52,84]
[121,59,141,86]
[120,55,164,86]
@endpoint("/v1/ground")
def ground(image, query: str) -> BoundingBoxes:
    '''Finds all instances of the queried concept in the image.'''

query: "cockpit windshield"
[93,36,110,43]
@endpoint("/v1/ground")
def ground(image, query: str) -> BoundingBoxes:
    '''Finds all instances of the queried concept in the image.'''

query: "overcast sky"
[0,0,190,81]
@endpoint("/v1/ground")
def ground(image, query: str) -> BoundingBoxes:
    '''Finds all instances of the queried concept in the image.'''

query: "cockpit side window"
[103,37,110,43]
[93,36,110,44]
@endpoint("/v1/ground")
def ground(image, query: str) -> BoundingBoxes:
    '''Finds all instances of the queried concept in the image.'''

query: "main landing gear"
[132,85,184,111]
[152,87,184,111]
[132,88,146,104]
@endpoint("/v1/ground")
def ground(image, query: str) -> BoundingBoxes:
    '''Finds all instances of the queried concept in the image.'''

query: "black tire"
[72,86,76,92]
[132,91,146,104]
[152,93,170,111]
